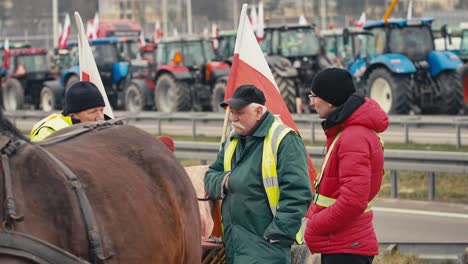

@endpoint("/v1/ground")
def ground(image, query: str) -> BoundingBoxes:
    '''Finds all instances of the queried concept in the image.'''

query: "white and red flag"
[211,23,219,50]
[249,5,258,32]
[86,12,99,39]
[355,12,366,28]
[154,20,162,43]
[225,4,317,185]
[138,29,146,48]
[74,12,114,118]
[57,13,71,49]
[299,14,309,25]
[2,39,9,71]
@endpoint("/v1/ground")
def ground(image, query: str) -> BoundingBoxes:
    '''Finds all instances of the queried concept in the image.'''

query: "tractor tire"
[291,244,314,264]
[273,71,297,113]
[155,74,191,112]
[40,86,55,112]
[211,80,226,112]
[463,65,468,114]
[435,71,464,115]
[3,78,24,111]
[65,75,80,93]
[368,68,413,114]
[125,82,143,113]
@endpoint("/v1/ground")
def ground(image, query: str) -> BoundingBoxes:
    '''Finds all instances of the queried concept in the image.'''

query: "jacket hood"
[325,97,389,137]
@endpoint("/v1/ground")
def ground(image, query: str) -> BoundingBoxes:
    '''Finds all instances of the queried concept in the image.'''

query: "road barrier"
[175,141,468,201]
[5,110,468,147]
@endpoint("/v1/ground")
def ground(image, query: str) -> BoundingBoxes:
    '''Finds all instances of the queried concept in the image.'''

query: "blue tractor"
[41,37,154,112]
[349,18,464,114]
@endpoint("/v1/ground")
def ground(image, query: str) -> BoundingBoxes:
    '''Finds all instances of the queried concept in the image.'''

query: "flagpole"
[52,0,58,48]
[220,107,230,143]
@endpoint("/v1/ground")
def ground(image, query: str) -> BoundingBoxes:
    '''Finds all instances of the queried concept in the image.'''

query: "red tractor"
[1,43,55,111]
[154,35,229,112]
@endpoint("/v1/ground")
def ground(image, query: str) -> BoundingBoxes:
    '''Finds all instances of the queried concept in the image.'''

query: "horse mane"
[0,108,28,141]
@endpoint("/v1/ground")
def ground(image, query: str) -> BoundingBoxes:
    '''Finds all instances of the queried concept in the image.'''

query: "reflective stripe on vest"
[30,114,72,142]
[314,131,384,213]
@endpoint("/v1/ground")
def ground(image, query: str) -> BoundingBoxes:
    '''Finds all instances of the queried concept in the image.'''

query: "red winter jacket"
[305,98,389,256]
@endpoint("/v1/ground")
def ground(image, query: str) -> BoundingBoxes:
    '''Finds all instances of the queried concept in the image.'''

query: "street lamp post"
[187,0,192,34]
[52,0,58,48]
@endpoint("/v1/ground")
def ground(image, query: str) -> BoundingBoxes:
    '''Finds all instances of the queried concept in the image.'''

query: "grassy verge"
[374,252,428,264]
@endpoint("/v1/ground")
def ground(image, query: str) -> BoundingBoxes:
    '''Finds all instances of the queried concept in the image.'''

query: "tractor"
[260,24,326,113]
[41,37,154,112]
[213,30,300,113]
[1,42,55,111]
[350,18,464,114]
[154,35,230,113]
[459,23,468,112]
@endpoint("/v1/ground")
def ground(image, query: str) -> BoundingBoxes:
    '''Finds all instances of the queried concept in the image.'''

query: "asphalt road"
[374,199,468,243]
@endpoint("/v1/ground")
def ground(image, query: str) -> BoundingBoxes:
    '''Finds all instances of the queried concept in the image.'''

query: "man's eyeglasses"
[308,92,317,99]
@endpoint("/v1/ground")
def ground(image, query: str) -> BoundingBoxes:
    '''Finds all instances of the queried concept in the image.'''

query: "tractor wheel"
[463,66,468,114]
[3,78,24,111]
[65,75,80,93]
[273,71,297,113]
[155,74,191,112]
[291,244,313,264]
[435,71,464,115]
[211,80,226,112]
[40,86,55,112]
[125,83,143,113]
[368,68,413,114]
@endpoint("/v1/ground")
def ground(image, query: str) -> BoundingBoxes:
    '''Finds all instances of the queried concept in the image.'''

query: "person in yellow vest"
[204,84,312,264]
[304,68,389,264]
[30,81,106,142]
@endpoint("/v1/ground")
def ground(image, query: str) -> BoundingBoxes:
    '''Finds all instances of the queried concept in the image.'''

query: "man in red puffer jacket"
[304,68,389,264]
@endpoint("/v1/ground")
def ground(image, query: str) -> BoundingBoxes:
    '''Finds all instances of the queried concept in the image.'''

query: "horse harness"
[0,120,124,264]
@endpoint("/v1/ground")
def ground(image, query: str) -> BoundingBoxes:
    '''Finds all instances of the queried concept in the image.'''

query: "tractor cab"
[259,24,322,113]
[154,35,229,112]
[1,43,54,111]
[357,18,464,114]
[214,30,237,63]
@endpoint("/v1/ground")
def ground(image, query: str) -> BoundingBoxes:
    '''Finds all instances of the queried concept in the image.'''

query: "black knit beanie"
[63,81,105,115]
[311,68,356,106]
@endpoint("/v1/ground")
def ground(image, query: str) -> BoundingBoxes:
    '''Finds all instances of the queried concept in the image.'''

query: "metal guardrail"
[5,110,468,147]
[174,141,468,201]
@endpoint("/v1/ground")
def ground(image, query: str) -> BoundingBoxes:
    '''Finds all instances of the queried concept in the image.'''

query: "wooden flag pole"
[211,106,230,238]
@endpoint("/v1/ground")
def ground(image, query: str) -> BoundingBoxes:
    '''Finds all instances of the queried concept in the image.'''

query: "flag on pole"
[256,1,265,41]
[355,12,366,28]
[225,4,317,186]
[138,29,146,48]
[154,20,162,43]
[58,13,71,49]
[92,12,100,39]
[211,23,219,50]
[74,12,114,119]
[299,14,309,25]
[2,39,9,72]
[249,5,258,32]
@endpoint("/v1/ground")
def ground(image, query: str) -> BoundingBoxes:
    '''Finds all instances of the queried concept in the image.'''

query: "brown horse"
[0,111,201,263]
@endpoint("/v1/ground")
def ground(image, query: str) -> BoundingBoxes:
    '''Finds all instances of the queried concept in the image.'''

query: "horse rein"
[0,136,25,230]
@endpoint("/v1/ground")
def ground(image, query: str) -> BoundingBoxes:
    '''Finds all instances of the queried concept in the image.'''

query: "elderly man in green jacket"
[205,84,312,264]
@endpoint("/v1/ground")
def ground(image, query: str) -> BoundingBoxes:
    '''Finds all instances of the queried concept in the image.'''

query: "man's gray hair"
[250,103,267,114]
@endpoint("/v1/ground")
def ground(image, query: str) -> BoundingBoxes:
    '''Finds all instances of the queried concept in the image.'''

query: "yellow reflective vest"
[30,114,73,142]
[223,118,306,244]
